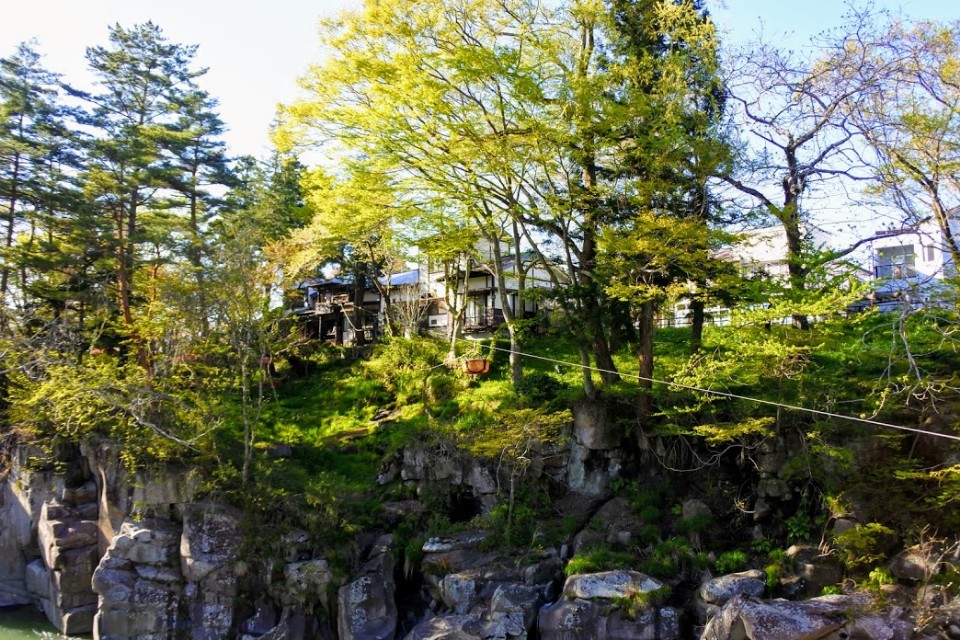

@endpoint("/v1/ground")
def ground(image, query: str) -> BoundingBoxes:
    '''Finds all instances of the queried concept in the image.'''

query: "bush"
[715,550,748,574]
[832,522,897,571]
[513,372,564,404]
[565,545,633,576]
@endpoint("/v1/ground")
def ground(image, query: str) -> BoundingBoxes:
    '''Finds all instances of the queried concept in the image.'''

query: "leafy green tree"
[163,87,234,334]
[0,42,81,308]
[277,0,565,383]
[280,162,410,339]
[716,7,892,329]
[73,22,205,365]
[841,17,960,271]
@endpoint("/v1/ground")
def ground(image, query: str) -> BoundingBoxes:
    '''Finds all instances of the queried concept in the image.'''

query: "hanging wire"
[458,337,960,443]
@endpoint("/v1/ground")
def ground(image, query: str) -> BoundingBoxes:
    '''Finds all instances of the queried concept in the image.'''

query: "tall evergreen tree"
[163,88,233,334]
[0,42,80,308]
[73,22,204,353]
[600,0,730,419]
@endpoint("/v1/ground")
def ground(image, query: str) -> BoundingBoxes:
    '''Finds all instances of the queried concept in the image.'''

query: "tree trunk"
[781,149,810,331]
[690,296,705,354]
[2,148,21,300]
[489,229,522,384]
[637,299,656,427]
[187,175,209,334]
[352,269,367,346]
[579,344,595,400]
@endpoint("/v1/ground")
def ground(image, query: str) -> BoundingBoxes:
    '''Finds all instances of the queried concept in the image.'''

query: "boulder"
[889,546,943,582]
[787,545,844,595]
[404,611,527,640]
[180,504,241,582]
[539,599,680,640]
[579,497,648,549]
[700,570,765,605]
[701,594,914,640]
[423,532,492,554]
[180,505,241,640]
[681,499,712,521]
[538,571,679,640]
[338,535,398,640]
[572,399,618,450]
[282,558,333,610]
[563,571,665,600]
[490,583,543,633]
[439,572,478,614]
[92,518,185,639]
[566,441,622,497]
[33,496,100,635]
[257,607,318,640]
[240,599,278,636]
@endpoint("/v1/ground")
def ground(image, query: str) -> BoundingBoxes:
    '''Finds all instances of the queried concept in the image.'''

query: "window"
[876,245,916,278]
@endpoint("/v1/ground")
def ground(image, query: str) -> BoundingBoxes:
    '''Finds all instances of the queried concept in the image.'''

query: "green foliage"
[612,585,672,619]
[458,407,568,459]
[513,372,565,406]
[485,502,538,548]
[785,512,815,544]
[364,337,449,405]
[693,417,774,445]
[610,478,672,524]
[751,538,775,555]
[675,513,712,535]
[565,545,634,577]
[637,537,701,579]
[715,550,749,574]
[8,358,215,468]
[860,566,895,594]
[764,549,790,588]
[832,523,897,571]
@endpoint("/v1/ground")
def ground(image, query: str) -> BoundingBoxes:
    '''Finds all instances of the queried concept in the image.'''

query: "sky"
[1,0,958,160]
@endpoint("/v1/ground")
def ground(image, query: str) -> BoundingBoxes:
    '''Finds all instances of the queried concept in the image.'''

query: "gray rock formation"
[786,544,843,596]
[0,446,64,608]
[338,534,398,640]
[889,543,945,582]
[539,598,680,640]
[573,497,648,552]
[538,571,679,640]
[32,491,100,635]
[700,569,766,606]
[567,400,622,496]
[404,611,527,639]
[701,594,914,640]
[181,503,241,640]
[92,518,185,639]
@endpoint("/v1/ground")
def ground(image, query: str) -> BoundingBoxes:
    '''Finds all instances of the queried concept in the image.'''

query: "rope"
[459,338,960,443]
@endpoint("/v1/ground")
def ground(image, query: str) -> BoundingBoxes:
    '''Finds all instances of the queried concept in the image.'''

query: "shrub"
[565,545,633,576]
[715,550,748,574]
[613,585,672,619]
[832,522,897,571]
[513,372,564,404]
[764,549,789,588]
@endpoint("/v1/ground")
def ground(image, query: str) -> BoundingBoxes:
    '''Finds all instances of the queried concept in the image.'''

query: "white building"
[859,217,959,310]
[413,237,559,334]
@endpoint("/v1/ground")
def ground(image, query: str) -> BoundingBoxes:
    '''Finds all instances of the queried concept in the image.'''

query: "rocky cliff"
[2,421,958,640]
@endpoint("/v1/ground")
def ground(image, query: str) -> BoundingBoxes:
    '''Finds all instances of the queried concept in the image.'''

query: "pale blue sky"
[2,1,958,158]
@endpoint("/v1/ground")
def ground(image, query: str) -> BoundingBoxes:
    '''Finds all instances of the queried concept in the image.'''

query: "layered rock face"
[0,445,58,608]
[2,436,954,640]
[31,480,100,634]
[92,518,186,639]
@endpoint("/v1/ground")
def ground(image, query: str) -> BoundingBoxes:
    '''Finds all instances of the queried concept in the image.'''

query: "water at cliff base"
[0,606,80,639]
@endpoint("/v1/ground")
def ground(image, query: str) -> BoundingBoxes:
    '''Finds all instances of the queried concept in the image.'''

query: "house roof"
[296,276,351,290]
[380,269,420,287]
